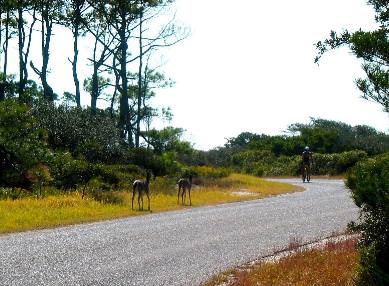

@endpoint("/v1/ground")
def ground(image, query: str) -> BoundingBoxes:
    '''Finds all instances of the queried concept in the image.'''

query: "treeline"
[0,0,186,147]
[0,99,195,192]
[183,118,389,176]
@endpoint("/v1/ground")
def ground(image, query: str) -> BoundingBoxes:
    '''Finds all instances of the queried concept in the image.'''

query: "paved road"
[0,179,359,286]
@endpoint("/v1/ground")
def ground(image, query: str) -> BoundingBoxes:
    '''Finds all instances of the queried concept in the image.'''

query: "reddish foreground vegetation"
[204,237,359,286]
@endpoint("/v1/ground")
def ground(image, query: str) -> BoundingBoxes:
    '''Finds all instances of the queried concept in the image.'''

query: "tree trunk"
[3,9,9,76]
[41,8,54,102]
[91,66,98,113]
[17,5,26,100]
[0,9,9,101]
[135,8,143,148]
[118,8,131,146]
[72,31,81,107]
[72,2,81,107]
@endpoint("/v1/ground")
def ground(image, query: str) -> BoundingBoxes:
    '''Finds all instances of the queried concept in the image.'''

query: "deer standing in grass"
[177,174,192,206]
[132,171,151,211]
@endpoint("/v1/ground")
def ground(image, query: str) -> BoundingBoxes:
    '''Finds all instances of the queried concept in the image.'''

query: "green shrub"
[347,153,389,285]
[102,164,143,190]
[243,162,265,177]
[32,101,127,163]
[0,187,31,200]
[151,176,177,195]
[0,100,51,189]
[88,189,127,205]
[311,150,367,175]
[232,150,366,177]
[334,150,368,174]
[129,148,183,177]
[232,150,275,166]
[190,166,232,179]
[49,152,103,191]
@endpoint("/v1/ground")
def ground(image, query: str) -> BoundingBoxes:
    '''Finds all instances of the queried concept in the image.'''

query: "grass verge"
[0,174,300,234]
[203,236,359,286]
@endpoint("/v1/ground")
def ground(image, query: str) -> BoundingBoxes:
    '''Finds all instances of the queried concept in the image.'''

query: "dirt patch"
[231,189,256,196]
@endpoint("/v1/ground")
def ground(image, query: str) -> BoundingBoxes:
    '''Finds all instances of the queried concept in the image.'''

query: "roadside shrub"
[0,187,31,200]
[49,152,104,192]
[0,100,51,189]
[229,149,366,177]
[232,150,275,166]
[312,150,367,175]
[191,166,232,179]
[102,164,143,190]
[151,176,177,195]
[32,101,127,163]
[334,150,368,174]
[243,162,265,177]
[88,189,127,205]
[347,153,389,285]
[129,148,183,177]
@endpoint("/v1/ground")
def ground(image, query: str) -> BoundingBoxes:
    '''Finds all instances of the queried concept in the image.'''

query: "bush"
[129,148,183,177]
[0,187,31,200]
[32,101,128,163]
[310,150,367,176]
[49,152,112,192]
[88,189,127,205]
[347,153,389,285]
[190,166,232,179]
[232,150,275,166]
[0,100,51,189]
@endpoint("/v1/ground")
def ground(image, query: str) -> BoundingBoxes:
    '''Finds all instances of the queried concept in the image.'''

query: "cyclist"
[301,146,313,181]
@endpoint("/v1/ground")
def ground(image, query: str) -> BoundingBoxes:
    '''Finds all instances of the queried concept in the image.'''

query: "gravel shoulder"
[0,179,359,286]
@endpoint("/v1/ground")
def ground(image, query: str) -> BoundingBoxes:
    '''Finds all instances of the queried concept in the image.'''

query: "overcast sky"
[150,0,389,150]
[7,0,389,150]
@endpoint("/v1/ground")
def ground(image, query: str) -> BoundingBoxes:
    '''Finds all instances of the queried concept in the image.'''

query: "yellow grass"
[204,237,359,286]
[0,174,301,234]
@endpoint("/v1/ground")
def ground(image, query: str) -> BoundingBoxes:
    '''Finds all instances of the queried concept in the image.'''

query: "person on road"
[301,146,313,178]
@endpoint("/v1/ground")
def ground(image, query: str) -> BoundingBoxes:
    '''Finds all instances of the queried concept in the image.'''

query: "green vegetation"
[0,98,386,236]
[0,173,298,234]
[203,237,359,286]
[0,7,388,286]
[183,118,388,177]
[316,1,389,284]
[347,154,389,284]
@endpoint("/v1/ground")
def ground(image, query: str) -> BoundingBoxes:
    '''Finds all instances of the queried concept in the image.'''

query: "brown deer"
[132,171,151,211]
[177,174,192,206]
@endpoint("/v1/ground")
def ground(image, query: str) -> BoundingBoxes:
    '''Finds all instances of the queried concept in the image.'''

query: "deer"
[177,174,192,206]
[132,171,152,211]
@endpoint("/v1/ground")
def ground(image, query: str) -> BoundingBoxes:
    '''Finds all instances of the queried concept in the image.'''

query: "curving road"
[0,179,359,286]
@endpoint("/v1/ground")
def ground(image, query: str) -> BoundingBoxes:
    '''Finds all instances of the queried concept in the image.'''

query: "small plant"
[31,164,53,197]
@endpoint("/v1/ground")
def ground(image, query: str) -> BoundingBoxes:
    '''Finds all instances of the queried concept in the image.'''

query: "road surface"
[0,179,359,286]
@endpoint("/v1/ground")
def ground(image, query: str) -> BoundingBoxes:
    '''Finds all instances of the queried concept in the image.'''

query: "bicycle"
[302,163,311,183]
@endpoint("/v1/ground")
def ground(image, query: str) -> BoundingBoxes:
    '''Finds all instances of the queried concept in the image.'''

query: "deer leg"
[146,191,150,211]
[188,187,192,206]
[181,189,185,205]
[138,192,142,211]
[177,186,181,204]
[132,189,136,210]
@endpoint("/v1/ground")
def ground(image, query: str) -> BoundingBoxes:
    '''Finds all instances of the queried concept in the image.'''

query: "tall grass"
[204,237,359,286]
[0,174,300,234]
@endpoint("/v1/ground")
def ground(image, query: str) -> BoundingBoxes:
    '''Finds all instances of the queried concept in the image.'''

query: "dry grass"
[204,237,359,286]
[0,174,300,234]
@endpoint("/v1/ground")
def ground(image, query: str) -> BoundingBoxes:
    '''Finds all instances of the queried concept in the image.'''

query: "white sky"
[152,0,389,150]
[5,0,389,150]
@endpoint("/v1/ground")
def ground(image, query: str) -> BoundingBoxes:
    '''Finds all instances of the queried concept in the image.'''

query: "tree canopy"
[315,0,389,113]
